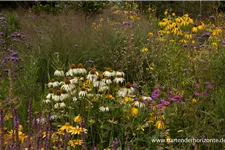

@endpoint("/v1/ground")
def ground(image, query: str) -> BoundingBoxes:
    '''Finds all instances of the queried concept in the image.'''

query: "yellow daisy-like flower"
[172,12,176,16]
[4,113,13,121]
[59,123,73,132]
[211,42,218,47]
[131,107,138,117]
[164,10,168,15]
[148,32,153,37]
[74,114,82,124]
[69,139,83,147]
[192,98,197,103]
[124,96,132,102]
[69,126,83,135]
[141,47,148,53]
[192,26,198,33]
[155,120,165,129]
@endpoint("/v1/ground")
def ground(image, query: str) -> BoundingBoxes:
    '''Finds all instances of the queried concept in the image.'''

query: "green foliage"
[30,1,110,14]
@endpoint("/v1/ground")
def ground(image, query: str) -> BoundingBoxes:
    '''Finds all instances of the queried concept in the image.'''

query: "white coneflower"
[66,69,73,77]
[99,106,109,112]
[102,78,112,85]
[116,71,125,77]
[133,97,145,108]
[134,101,145,108]
[113,77,125,84]
[47,79,60,88]
[93,80,105,87]
[54,68,64,77]
[59,102,66,108]
[54,103,60,109]
[93,74,104,87]
[79,87,87,97]
[72,97,78,102]
[73,63,87,75]
[61,79,75,92]
[87,68,98,82]
[46,88,54,99]
[103,67,113,77]
[52,90,63,102]
[61,90,69,100]
[70,77,78,84]
[142,96,152,101]
[43,99,51,104]
[118,82,135,97]
[99,85,109,91]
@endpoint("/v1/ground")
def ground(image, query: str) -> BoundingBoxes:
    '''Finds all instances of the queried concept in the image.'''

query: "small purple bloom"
[182,44,188,47]
[194,92,200,97]
[86,60,94,63]
[157,104,165,109]
[161,100,170,105]
[209,15,215,19]
[132,83,137,88]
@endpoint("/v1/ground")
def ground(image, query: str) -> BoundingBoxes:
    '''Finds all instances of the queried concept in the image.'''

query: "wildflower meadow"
[1,1,225,150]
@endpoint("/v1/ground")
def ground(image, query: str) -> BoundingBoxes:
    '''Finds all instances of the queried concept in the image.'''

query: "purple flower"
[195,83,200,89]
[86,60,94,63]
[222,41,225,45]
[182,44,188,47]
[161,100,170,105]
[157,104,165,110]
[92,145,97,150]
[113,138,119,150]
[204,82,210,85]
[203,92,210,96]
[180,101,185,105]
[171,78,176,81]
[194,92,200,97]
[198,14,202,18]
[209,15,215,19]
[202,32,210,38]
[132,83,137,88]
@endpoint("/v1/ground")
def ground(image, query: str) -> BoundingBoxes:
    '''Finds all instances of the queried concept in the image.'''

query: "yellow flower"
[184,33,193,39]
[74,115,82,124]
[211,42,218,47]
[155,120,165,129]
[197,25,203,30]
[124,96,132,102]
[164,10,168,15]
[136,125,145,131]
[141,47,148,53]
[191,40,195,44]
[172,13,176,16]
[69,139,83,147]
[177,130,184,133]
[59,123,73,132]
[192,98,197,103]
[170,40,175,43]
[192,26,198,33]
[105,94,115,100]
[4,113,13,121]
[148,32,153,37]
[69,126,83,135]
[166,136,172,143]
[131,107,138,117]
